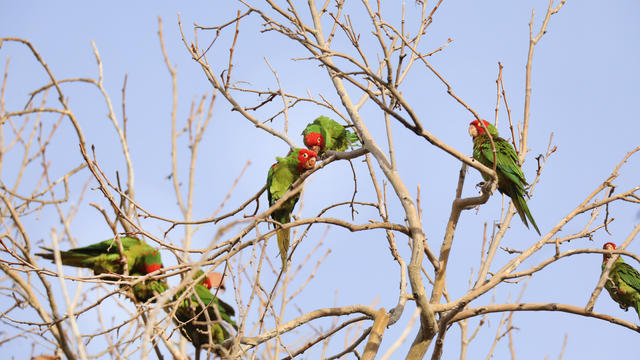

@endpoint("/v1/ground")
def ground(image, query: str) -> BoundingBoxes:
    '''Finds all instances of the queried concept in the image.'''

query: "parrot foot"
[476,181,495,194]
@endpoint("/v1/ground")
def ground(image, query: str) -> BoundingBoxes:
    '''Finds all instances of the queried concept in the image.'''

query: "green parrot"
[602,242,640,320]
[469,119,541,235]
[37,236,167,302]
[302,115,359,155]
[266,148,317,269]
[171,270,237,359]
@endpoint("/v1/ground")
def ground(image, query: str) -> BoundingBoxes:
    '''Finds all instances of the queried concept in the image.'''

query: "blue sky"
[1,1,639,359]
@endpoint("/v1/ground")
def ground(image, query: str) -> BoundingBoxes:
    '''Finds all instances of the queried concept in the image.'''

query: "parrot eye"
[317,138,321,144]
[302,153,308,158]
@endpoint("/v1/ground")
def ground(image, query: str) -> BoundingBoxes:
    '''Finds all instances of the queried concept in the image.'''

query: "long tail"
[35,247,92,268]
[512,194,541,235]
[276,215,290,270]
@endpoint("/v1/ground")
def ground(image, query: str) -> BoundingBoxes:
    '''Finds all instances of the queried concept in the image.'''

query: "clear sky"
[1,1,639,359]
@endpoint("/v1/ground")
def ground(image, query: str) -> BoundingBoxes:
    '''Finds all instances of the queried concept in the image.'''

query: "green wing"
[131,279,168,303]
[193,285,236,324]
[617,262,640,294]
[315,116,358,151]
[266,155,300,218]
[267,158,296,206]
[477,137,526,188]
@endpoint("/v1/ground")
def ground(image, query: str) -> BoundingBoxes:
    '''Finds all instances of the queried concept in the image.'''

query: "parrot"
[171,270,237,359]
[302,115,359,155]
[602,242,640,320]
[37,237,167,302]
[266,148,317,269]
[468,119,541,235]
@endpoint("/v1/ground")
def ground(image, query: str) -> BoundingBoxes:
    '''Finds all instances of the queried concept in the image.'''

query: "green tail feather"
[36,247,95,269]
[512,194,541,235]
[276,228,289,270]
[275,213,290,270]
[346,130,360,147]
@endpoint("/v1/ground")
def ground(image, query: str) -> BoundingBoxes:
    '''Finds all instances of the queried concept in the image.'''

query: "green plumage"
[471,121,541,235]
[131,279,169,303]
[603,256,640,319]
[266,150,306,269]
[37,237,167,302]
[302,115,359,154]
[171,270,237,356]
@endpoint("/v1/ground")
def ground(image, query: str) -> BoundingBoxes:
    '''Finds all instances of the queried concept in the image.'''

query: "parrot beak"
[468,124,478,137]
[310,145,321,154]
[304,156,316,170]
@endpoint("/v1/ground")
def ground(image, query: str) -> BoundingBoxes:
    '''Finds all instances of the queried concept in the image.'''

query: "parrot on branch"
[171,270,236,360]
[602,242,640,320]
[266,148,317,269]
[468,119,541,235]
[302,115,359,156]
[37,236,168,302]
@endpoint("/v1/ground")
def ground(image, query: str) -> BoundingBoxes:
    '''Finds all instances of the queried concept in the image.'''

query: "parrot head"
[469,119,498,138]
[603,242,617,261]
[295,148,317,173]
[201,272,225,291]
[304,132,325,154]
[141,250,163,274]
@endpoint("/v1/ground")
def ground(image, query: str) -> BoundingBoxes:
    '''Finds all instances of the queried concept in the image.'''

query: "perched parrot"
[468,119,541,235]
[171,270,237,359]
[266,148,317,269]
[602,242,640,320]
[302,115,359,155]
[37,237,167,302]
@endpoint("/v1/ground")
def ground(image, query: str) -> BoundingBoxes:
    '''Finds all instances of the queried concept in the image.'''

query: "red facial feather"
[296,149,317,173]
[470,119,491,136]
[143,263,162,274]
[603,242,617,261]
[202,276,213,289]
[304,132,325,150]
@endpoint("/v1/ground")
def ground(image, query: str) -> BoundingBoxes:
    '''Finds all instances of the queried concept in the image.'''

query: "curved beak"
[304,156,316,170]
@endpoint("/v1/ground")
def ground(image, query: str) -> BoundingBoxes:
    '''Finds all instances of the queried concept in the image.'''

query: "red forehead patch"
[304,132,325,149]
[470,119,491,135]
[296,148,318,173]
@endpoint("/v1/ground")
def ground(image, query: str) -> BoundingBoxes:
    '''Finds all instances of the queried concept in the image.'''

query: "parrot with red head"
[602,242,640,320]
[302,116,359,155]
[37,237,168,302]
[266,148,317,269]
[469,119,541,235]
